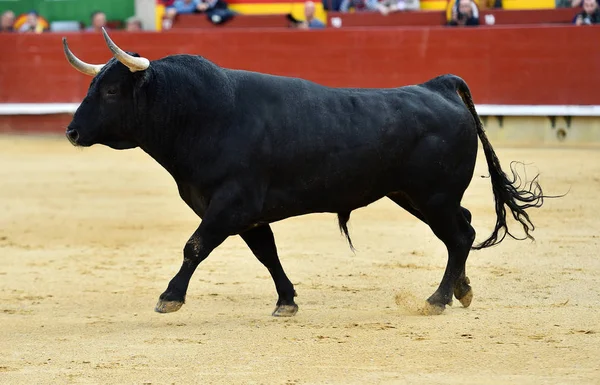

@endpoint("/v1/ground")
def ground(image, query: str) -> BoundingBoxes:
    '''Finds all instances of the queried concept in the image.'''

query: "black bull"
[63,29,555,317]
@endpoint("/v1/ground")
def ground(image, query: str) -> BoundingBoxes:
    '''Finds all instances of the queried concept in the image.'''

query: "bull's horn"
[101,27,149,72]
[62,37,104,76]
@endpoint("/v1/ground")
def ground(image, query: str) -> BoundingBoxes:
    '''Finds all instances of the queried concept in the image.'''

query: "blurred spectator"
[573,0,600,24]
[126,16,143,31]
[297,1,326,28]
[194,0,236,25]
[339,0,389,14]
[447,0,479,26]
[86,10,106,32]
[380,0,420,12]
[162,0,235,27]
[559,0,599,6]
[17,10,48,33]
[1,10,15,32]
[160,0,177,30]
[322,0,345,11]
[174,0,203,13]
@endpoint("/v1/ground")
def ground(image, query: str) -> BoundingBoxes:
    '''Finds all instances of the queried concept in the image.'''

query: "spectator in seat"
[199,0,236,25]
[339,0,390,14]
[379,0,420,12]
[86,10,107,32]
[447,0,479,26]
[160,0,177,30]
[167,0,235,25]
[18,10,48,33]
[1,10,15,32]
[573,0,600,24]
[322,0,345,11]
[557,0,599,6]
[340,0,418,14]
[126,16,143,31]
[173,0,203,14]
[297,1,326,29]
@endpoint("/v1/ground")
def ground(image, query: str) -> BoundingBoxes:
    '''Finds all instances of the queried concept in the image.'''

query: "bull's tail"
[454,78,558,250]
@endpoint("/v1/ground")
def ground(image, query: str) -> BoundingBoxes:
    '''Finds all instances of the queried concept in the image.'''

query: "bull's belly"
[259,178,395,222]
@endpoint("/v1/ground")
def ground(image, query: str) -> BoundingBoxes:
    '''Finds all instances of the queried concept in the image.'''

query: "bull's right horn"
[62,37,105,76]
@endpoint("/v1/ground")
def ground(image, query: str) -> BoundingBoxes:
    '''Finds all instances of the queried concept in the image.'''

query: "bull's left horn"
[101,27,150,72]
[62,37,105,76]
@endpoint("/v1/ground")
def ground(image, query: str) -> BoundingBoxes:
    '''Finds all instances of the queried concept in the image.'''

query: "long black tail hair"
[456,79,563,250]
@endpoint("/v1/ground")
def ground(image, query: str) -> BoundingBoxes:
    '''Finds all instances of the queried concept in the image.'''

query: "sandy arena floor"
[0,134,599,384]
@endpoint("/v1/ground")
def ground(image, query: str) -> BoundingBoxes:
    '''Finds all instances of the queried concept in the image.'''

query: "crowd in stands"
[0,0,598,33]
[160,0,237,29]
[0,9,144,33]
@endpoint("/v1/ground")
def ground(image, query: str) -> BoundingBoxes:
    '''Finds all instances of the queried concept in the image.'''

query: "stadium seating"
[168,7,579,29]
[165,0,573,30]
[171,13,290,28]
[325,7,580,27]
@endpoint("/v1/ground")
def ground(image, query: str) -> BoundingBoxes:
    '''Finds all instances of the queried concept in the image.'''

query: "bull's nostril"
[66,129,79,142]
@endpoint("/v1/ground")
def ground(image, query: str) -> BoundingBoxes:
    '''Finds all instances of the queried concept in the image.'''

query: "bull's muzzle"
[66,128,80,145]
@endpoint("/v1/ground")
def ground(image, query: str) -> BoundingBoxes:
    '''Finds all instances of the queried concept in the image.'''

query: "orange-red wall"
[1,25,599,105]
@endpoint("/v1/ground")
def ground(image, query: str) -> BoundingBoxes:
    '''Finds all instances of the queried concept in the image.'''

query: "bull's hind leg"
[388,192,473,308]
[240,225,298,317]
[419,197,475,314]
[387,192,427,224]
[453,207,474,308]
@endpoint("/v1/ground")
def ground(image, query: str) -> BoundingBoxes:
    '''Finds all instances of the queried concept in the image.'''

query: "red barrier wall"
[1,25,599,105]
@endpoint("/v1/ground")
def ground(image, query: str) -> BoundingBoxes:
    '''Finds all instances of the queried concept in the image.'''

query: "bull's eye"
[106,87,118,96]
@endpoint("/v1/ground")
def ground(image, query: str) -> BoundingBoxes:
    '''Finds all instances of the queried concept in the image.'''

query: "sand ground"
[0,134,599,384]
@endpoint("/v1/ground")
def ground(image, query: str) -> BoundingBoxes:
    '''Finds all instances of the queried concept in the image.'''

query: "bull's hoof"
[420,301,446,316]
[457,288,473,308]
[155,299,184,314]
[272,304,298,317]
[454,276,473,308]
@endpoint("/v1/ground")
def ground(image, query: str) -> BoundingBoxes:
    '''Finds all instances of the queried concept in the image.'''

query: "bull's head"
[63,28,150,150]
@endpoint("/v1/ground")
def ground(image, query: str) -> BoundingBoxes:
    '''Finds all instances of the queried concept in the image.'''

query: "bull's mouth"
[100,139,138,150]
[65,126,137,150]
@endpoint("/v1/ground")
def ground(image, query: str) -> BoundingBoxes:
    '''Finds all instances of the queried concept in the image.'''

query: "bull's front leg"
[155,224,228,313]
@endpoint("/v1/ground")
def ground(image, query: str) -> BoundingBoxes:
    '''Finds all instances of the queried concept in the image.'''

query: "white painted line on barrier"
[0,103,80,115]
[475,105,600,116]
[1,103,600,116]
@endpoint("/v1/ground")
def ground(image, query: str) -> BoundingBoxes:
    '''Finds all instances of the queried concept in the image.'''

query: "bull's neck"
[136,122,222,182]
[133,60,234,179]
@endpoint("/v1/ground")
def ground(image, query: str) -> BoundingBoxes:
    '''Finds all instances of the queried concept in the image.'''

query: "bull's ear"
[131,68,151,89]
[126,52,151,86]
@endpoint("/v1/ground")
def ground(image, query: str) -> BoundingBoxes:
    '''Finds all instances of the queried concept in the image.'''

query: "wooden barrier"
[326,10,446,27]
[1,25,599,105]
[479,7,579,24]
